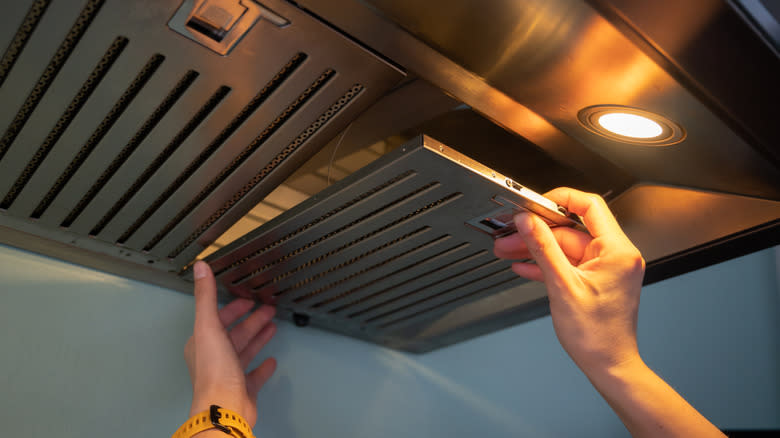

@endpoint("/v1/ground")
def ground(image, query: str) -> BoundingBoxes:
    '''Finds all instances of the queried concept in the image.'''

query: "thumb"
[193,261,220,331]
[514,212,575,286]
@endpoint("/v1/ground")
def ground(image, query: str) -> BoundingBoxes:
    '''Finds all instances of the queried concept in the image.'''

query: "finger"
[229,305,276,352]
[218,298,255,328]
[493,232,527,259]
[549,226,591,265]
[193,261,221,331]
[514,212,575,286]
[246,357,277,399]
[495,227,591,263]
[511,262,544,282]
[239,322,276,369]
[545,187,624,239]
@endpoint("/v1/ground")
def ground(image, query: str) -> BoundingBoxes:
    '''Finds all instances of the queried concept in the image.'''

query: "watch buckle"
[210,405,232,434]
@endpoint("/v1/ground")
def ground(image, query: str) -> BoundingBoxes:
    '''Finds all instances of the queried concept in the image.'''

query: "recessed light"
[578,105,685,146]
[597,113,663,138]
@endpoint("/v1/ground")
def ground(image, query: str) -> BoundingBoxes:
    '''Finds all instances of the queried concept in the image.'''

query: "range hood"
[1,0,778,352]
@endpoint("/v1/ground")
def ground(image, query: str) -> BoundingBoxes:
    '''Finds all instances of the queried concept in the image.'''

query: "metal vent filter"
[206,136,549,352]
[0,0,403,291]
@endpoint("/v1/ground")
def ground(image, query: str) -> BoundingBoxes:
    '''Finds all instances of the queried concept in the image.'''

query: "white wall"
[1,243,777,437]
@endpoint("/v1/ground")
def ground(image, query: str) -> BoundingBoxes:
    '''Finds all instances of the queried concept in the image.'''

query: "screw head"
[292,313,310,327]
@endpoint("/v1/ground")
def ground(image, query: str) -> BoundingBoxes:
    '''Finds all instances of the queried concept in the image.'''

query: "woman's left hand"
[184,261,277,426]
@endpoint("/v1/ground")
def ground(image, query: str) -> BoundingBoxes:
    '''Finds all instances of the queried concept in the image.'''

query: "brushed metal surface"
[299,0,780,199]
[610,184,780,262]
[0,0,403,279]
[205,136,547,351]
[294,0,637,198]
[590,0,780,165]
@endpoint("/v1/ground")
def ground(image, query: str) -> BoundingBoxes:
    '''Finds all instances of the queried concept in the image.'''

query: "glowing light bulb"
[597,113,663,139]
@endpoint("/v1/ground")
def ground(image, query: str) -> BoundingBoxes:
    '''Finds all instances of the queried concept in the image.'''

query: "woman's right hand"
[493,187,646,375]
[495,188,726,437]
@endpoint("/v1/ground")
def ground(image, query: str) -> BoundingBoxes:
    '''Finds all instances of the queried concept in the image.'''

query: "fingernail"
[193,261,208,280]
[514,211,533,234]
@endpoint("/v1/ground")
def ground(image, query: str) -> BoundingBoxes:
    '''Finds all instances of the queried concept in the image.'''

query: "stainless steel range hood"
[0,0,403,290]
[1,0,778,352]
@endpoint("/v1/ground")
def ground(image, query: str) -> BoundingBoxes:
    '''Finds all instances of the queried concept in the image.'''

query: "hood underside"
[0,0,778,352]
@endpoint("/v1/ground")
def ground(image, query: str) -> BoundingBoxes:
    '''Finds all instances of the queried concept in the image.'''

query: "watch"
[171,405,255,438]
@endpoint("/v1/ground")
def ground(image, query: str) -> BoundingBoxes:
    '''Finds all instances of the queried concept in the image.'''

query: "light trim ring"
[578,105,686,146]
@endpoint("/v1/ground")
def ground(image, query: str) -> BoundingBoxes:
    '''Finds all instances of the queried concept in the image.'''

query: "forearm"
[584,357,725,438]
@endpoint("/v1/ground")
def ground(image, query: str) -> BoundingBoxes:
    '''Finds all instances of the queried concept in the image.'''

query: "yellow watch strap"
[171,405,255,438]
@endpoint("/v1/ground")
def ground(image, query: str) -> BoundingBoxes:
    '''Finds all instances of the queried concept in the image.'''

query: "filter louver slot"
[250,190,462,297]
[294,237,465,303]
[315,245,484,310]
[0,0,106,163]
[0,0,52,90]
[61,70,199,227]
[89,85,231,237]
[237,181,442,284]
[150,68,337,253]
[254,226,431,293]
[117,53,307,245]
[377,274,521,329]
[213,170,417,276]
[31,53,165,219]
[168,83,366,258]
[349,256,503,319]
[246,220,434,289]
[0,36,128,210]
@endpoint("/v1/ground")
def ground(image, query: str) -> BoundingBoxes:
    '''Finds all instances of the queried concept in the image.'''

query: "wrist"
[174,405,255,438]
[567,339,642,382]
[190,397,247,422]
[582,353,649,391]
